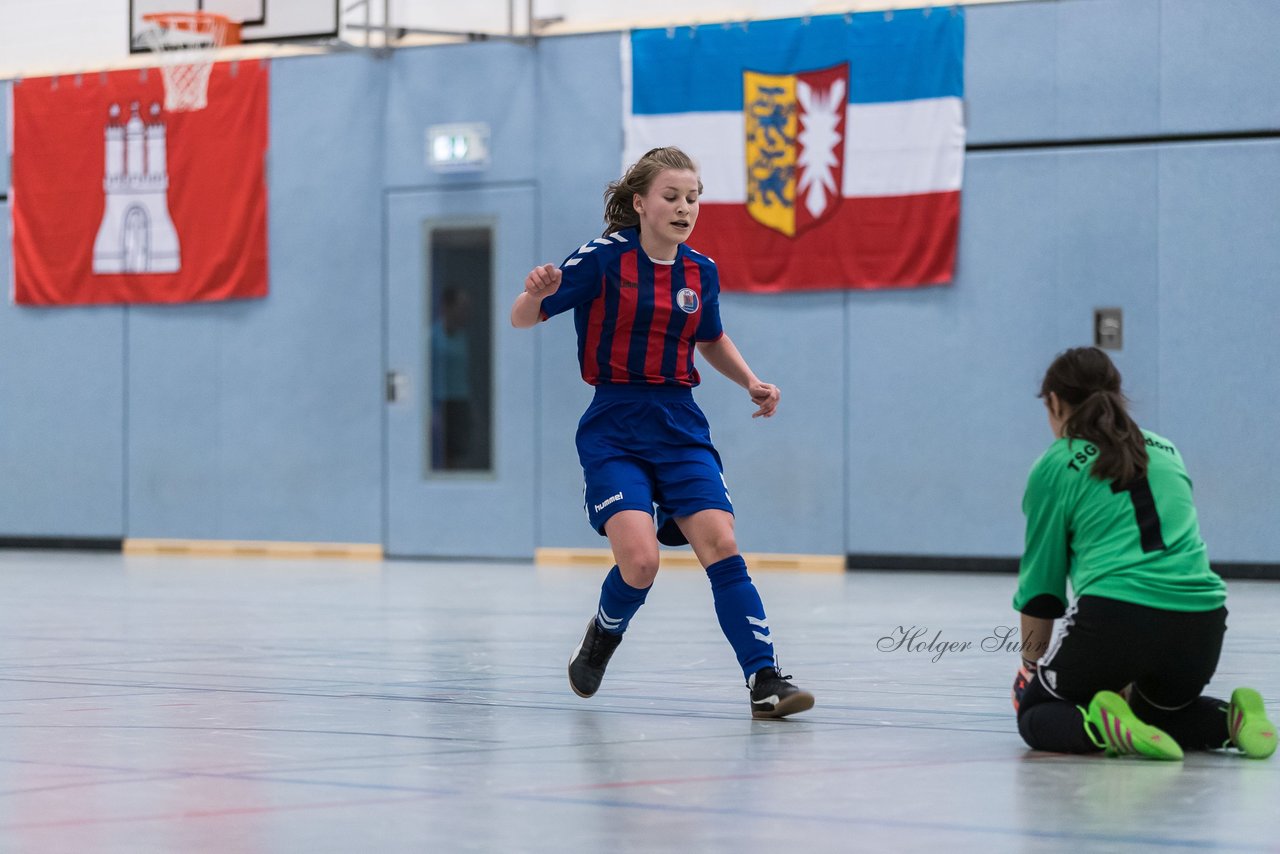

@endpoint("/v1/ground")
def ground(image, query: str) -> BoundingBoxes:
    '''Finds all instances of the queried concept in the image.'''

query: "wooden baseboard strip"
[123,539,384,561]
[535,547,844,573]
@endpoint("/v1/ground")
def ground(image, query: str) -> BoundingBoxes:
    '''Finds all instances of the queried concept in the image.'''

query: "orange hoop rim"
[141,11,242,46]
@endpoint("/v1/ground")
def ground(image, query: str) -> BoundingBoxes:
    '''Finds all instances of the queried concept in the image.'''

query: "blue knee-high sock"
[705,555,778,679]
[595,565,650,635]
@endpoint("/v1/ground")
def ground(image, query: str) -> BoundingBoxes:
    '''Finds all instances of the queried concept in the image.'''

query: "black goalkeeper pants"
[1017,595,1230,753]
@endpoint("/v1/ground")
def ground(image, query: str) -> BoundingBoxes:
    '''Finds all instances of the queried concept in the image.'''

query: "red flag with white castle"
[10,61,268,305]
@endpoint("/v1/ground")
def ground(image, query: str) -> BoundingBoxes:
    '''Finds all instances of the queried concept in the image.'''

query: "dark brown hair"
[1039,347,1148,483]
[602,147,702,236]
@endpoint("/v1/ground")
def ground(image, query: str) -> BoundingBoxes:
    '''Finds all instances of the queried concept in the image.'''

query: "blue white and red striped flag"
[624,8,965,292]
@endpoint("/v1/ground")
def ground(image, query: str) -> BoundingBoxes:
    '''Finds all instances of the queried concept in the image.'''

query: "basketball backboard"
[130,0,339,49]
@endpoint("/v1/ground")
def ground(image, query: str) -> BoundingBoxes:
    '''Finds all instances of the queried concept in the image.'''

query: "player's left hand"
[1012,660,1037,713]
[748,381,780,418]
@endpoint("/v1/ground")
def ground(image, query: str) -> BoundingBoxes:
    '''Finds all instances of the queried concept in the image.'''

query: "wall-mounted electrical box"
[1094,307,1123,350]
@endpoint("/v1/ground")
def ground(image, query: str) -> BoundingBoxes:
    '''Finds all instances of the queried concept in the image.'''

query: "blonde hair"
[602,147,702,236]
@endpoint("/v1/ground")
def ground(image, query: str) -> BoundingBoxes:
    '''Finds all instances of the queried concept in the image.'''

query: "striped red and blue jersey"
[539,228,724,387]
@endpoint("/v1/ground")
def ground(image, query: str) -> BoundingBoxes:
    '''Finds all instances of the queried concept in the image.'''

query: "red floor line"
[0,792,444,831]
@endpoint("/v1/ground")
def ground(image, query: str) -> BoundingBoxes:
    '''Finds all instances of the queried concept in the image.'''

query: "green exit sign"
[426,123,490,172]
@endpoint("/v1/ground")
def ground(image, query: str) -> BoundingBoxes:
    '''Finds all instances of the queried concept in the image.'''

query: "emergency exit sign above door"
[427,123,490,172]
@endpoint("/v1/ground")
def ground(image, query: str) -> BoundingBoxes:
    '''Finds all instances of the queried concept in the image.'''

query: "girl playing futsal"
[510,147,814,719]
[1012,346,1275,760]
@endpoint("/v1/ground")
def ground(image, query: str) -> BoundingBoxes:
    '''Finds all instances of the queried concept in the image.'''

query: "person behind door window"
[509,146,813,719]
[432,286,471,470]
[1012,346,1275,760]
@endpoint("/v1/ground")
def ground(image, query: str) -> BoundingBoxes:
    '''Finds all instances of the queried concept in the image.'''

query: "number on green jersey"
[1111,477,1167,553]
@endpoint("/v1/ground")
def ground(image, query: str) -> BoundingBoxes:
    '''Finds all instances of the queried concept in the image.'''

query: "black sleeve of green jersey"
[1019,593,1066,619]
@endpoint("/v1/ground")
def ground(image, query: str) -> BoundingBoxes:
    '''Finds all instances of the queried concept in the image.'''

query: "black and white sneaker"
[568,618,623,698]
[748,666,815,719]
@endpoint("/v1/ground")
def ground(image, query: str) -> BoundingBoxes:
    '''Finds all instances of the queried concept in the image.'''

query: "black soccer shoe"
[748,666,815,719]
[568,618,623,698]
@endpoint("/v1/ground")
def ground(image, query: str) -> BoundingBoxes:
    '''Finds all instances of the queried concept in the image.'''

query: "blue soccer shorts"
[576,384,734,541]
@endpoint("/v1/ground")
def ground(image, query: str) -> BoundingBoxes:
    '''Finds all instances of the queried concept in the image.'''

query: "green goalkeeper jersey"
[1013,429,1226,616]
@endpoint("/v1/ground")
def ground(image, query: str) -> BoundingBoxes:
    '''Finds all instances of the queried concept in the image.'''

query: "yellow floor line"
[124,539,384,561]
[535,547,845,573]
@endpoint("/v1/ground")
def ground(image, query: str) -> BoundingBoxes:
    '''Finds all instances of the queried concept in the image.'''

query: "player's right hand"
[525,264,561,298]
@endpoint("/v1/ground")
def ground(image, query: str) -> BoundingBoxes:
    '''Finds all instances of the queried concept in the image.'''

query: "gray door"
[385,186,536,558]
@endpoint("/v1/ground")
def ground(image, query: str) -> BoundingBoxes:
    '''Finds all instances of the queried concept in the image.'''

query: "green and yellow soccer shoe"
[1085,690,1184,761]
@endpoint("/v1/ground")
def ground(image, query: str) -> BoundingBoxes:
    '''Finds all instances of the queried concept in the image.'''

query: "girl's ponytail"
[1040,347,1148,483]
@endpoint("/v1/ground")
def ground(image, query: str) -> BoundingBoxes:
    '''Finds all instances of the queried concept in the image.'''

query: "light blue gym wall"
[0,54,388,543]
[531,0,1280,562]
[534,33,627,551]
[384,42,537,188]
[0,210,127,538]
[864,0,1280,563]
[1,82,126,538]
[1156,140,1280,562]
[1,0,1278,564]
[123,53,387,542]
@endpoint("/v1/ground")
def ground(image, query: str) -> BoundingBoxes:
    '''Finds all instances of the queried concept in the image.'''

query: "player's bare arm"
[696,335,780,418]
[510,264,561,328]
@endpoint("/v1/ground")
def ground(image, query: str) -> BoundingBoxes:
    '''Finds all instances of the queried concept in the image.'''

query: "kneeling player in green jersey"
[1010,347,1275,760]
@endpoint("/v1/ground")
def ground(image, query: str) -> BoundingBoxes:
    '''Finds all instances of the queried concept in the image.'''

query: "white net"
[138,14,235,112]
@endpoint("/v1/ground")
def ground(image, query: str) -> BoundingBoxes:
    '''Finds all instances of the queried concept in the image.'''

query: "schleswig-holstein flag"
[624,8,964,292]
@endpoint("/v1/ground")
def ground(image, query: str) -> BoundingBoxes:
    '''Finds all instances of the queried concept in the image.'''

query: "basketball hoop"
[138,12,242,112]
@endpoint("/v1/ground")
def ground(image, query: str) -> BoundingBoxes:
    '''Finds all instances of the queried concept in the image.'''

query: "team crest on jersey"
[744,62,848,238]
[676,287,699,314]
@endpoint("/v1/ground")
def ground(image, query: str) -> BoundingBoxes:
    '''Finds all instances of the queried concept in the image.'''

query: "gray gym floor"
[0,551,1275,852]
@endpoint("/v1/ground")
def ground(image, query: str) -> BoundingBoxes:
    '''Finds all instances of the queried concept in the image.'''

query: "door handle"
[386,370,409,403]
